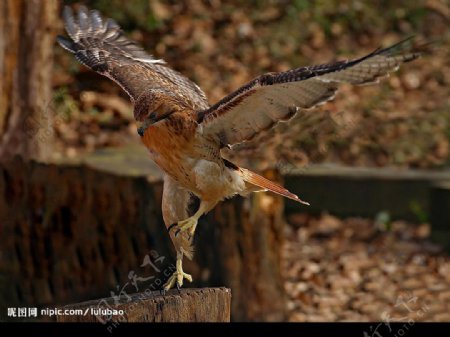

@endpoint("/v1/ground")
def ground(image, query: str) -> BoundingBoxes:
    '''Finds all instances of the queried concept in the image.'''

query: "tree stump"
[0,150,286,322]
[56,288,231,323]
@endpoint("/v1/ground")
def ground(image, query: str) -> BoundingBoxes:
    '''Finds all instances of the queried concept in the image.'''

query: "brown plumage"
[58,6,426,290]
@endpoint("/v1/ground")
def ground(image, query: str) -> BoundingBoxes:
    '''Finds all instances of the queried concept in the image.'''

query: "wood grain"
[56,288,231,322]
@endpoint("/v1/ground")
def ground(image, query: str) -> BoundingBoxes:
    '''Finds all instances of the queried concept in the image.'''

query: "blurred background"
[0,0,449,322]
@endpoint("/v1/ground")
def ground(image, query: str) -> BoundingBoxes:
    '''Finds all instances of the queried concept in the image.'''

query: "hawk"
[58,6,424,290]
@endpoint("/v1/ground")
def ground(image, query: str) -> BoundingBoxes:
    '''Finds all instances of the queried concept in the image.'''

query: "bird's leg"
[168,201,210,238]
[163,251,192,291]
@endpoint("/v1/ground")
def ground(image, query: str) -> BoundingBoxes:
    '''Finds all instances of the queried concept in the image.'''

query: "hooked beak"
[136,109,176,137]
[136,118,152,137]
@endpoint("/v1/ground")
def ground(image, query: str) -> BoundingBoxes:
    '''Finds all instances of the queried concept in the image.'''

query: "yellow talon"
[163,255,193,290]
[173,217,198,237]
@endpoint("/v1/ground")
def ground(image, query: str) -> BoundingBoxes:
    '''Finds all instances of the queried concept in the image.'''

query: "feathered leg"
[162,175,197,290]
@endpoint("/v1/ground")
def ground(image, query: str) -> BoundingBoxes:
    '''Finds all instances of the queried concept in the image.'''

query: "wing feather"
[198,37,423,147]
[57,6,208,110]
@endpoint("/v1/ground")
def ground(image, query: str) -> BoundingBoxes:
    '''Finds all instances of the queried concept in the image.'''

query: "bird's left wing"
[57,6,208,110]
[197,38,424,147]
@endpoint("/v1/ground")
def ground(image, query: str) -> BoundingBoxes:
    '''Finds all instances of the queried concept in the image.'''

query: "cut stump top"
[56,287,231,323]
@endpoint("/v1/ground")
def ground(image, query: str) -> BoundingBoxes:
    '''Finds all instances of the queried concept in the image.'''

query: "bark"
[0,0,59,162]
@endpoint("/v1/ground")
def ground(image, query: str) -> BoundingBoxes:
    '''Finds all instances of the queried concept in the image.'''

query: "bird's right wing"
[57,6,208,110]
[197,37,425,148]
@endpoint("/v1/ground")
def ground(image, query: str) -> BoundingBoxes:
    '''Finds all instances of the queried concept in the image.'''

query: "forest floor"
[283,213,450,321]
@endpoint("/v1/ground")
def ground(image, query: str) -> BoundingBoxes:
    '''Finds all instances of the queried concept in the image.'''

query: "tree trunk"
[192,168,287,321]
[0,0,59,162]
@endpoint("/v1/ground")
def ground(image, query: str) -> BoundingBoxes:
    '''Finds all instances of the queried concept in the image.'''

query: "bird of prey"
[58,6,424,290]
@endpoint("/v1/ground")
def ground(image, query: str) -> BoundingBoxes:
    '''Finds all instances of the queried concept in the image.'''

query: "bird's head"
[134,89,187,136]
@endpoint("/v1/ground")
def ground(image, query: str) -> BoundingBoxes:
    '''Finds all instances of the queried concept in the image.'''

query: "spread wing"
[57,6,208,110]
[198,38,423,147]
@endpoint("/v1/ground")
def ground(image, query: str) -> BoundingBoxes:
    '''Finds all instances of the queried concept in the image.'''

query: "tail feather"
[238,167,310,205]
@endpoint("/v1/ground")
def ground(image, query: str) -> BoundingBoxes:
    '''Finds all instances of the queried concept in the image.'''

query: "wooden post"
[430,181,450,252]
[56,288,231,323]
